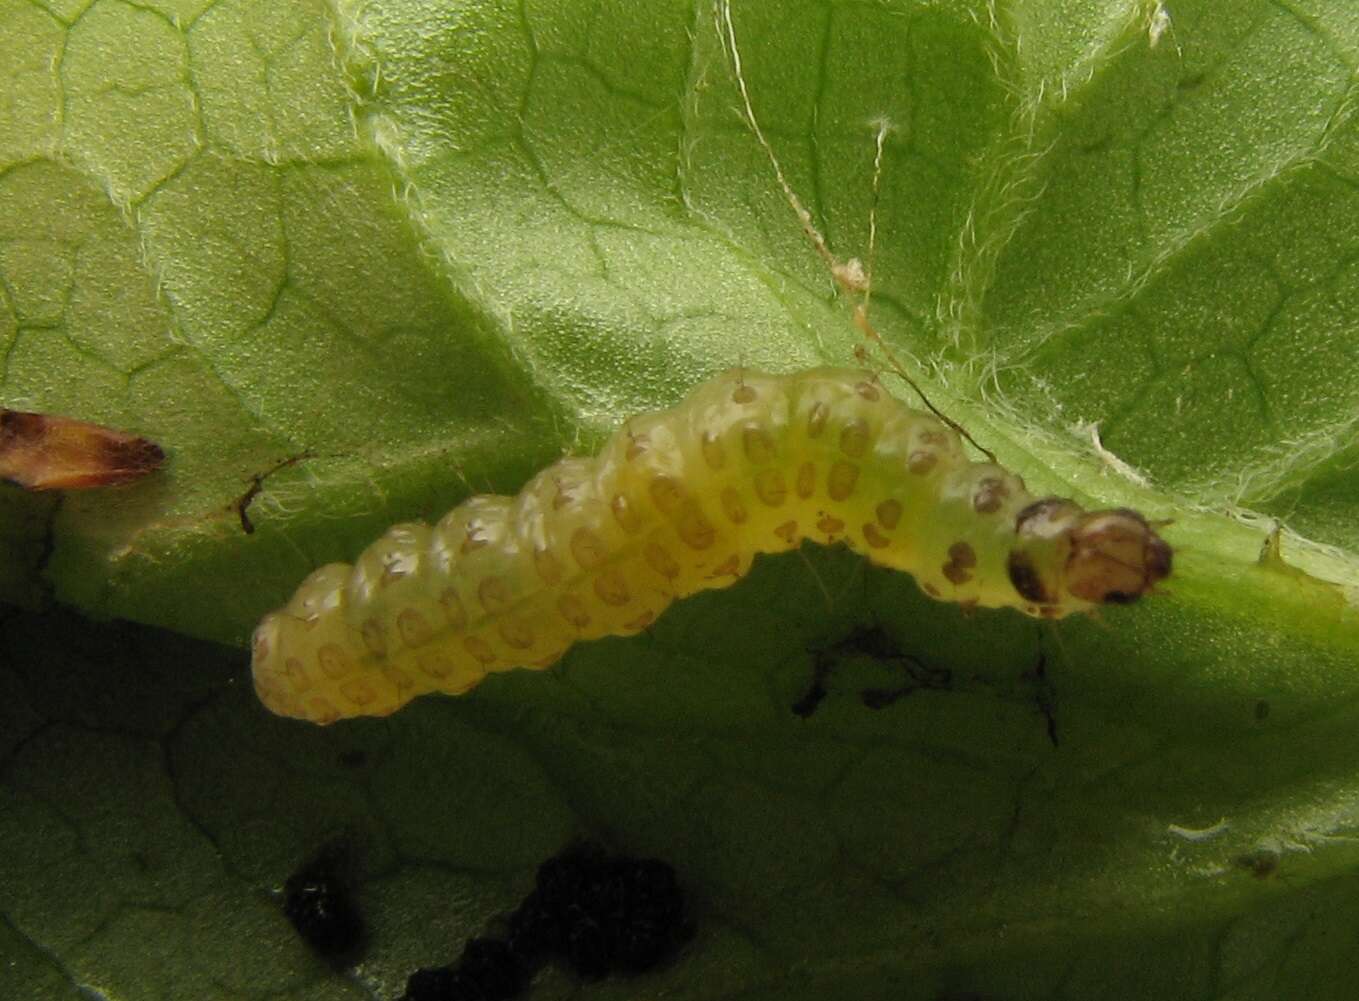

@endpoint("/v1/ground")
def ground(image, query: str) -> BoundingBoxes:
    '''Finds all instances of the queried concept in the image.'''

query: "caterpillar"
[251,367,1171,725]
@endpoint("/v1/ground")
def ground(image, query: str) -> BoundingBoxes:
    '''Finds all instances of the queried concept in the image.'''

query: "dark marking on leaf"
[233,451,313,534]
[502,843,689,982]
[797,626,951,716]
[1023,648,1059,748]
[282,842,365,962]
[337,748,367,769]
[1234,849,1280,880]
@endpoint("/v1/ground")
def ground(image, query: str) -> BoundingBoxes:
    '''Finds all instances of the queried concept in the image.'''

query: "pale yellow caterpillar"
[251,368,1171,724]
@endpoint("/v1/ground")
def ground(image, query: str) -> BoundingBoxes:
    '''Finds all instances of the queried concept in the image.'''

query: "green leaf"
[3,1,1359,998]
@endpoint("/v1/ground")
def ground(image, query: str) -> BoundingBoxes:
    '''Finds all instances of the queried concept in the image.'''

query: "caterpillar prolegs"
[251,368,1171,724]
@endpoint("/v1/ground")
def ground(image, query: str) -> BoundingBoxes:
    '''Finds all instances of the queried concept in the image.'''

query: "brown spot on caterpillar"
[396,609,432,647]
[742,424,776,464]
[795,461,816,498]
[477,576,513,613]
[876,499,902,530]
[384,667,415,695]
[440,589,468,630]
[676,506,716,549]
[0,408,165,491]
[557,594,592,627]
[339,678,375,706]
[942,541,976,585]
[611,493,642,533]
[839,418,869,458]
[284,657,310,690]
[922,582,940,597]
[754,467,787,506]
[828,461,859,501]
[499,619,535,649]
[624,611,655,631]
[862,523,890,549]
[774,520,798,543]
[254,673,284,698]
[464,636,497,665]
[534,546,564,585]
[570,526,608,570]
[256,682,295,717]
[817,514,845,535]
[720,486,748,523]
[593,570,631,606]
[854,381,880,402]
[417,652,453,679]
[643,542,680,579]
[1006,550,1052,604]
[361,619,386,656]
[807,402,829,437]
[710,553,741,577]
[907,450,937,475]
[973,476,1009,514]
[700,430,725,470]
[648,475,685,515]
[731,382,757,404]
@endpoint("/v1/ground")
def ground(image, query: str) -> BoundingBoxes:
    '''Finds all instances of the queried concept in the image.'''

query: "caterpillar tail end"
[250,611,420,726]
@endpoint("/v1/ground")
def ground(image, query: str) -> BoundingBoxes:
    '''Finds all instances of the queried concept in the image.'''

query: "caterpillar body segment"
[252,368,1171,724]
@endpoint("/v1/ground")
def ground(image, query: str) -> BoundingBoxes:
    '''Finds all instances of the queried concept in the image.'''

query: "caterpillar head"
[1008,499,1172,611]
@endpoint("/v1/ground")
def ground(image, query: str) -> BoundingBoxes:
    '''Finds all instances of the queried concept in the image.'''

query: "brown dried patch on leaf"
[0,410,164,491]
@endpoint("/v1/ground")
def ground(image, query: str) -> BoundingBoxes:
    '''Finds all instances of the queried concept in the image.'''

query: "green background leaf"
[3,0,1359,998]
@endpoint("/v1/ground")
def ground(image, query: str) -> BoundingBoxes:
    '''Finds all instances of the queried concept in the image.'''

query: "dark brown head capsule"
[1063,508,1172,604]
[1009,499,1171,610]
